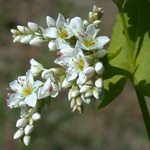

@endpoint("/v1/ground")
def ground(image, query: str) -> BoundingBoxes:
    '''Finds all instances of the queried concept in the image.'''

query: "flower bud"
[46,16,56,27]
[16,118,28,128]
[23,135,31,146]
[32,113,41,121]
[80,85,91,93]
[28,22,39,32]
[17,25,25,33]
[68,89,72,101]
[93,87,100,99]
[72,105,78,112]
[76,97,82,106]
[85,89,93,97]
[96,49,106,58]
[93,5,98,13]
[24,125,34,135]
[30,37,44,47]
[48,40,57,51]
[71,86,80,97]
[30,58,44,76]
[62,78,73,89]
[95,62,104,75]
[13,128,24,139]
[11,29,20,35]
[83,67,95,78]
[70,98,75,108]
[88,11,93,23]
[21,35,33,44]
[95,78,103,89]
[85,98,91,104]
[83,20,89,28]
[93,20,101,27]
[13,35,21,43]
[93,13,99,20]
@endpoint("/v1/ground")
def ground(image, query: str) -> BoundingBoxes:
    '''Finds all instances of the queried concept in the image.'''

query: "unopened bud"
[32,113,41,121]
[17,25,25,33]
[21,35,33,44]
[85,89,93,98]
[11,29,20,35]
[88,11,93,23]
[96,49,106,58]
[95,62,104,75]
[13,128,24,139]
[30,37,44,47]
[23,135,31,146]
[72,86,80,97]
[24,125,34,135]
[16,118,28,128]
[46,16,56,27]
[76,97,82,106]
[68,89,72,101]
[62,78,73,89]
[80,85,91,93]
[93,87,100,99]
[28,22,39,32]
[83,67,95,79]
[48,40,57,51]
[83,20,89,28]
[95,78,103,89]
[93,20,101,27]
[70,98,76,108]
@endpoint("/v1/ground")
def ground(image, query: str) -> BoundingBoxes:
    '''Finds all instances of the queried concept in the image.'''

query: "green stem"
[117,5,134,67]
[134,87,150,141]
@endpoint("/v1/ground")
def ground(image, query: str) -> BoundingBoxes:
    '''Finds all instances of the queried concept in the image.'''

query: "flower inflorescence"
[7,5,109,146]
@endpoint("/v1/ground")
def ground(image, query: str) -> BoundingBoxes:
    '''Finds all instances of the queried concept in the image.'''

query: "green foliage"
[99,0,150,109]
[99,75,126,109]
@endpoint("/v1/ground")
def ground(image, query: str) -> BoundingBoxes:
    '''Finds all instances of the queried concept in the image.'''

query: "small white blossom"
[76,24,110,51]
[8,71,43,108]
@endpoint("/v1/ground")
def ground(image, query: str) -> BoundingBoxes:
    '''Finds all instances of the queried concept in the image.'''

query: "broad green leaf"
[123,0,150,96]
[99,75,126,109]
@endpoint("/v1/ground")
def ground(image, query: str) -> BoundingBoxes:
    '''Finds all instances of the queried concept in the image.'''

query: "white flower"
[59,47,89,85]
[38,74,59,99]
[43,14,73,40]
[30,59,44,76]
[8,71,43,108]
[76,24,110,50]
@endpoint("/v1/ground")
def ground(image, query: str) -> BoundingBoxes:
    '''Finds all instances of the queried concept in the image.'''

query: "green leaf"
[99,75,127,109]
[123,0,150,96]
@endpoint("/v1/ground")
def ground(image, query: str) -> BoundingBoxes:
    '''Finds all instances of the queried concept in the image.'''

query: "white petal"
[50,82,59,97]
[48,40,57,51]
[24,92,37,107]
[46,16,56,27]
[43,27,58,38]
[29,37,44,47]
[41,78,51,95]
[26,70,34,85]
[96,36,110,46]
[86,24,97,39]
[56,13,65,28]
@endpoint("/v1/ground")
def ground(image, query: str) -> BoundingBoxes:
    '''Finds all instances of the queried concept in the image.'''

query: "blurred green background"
[0,0,149,149]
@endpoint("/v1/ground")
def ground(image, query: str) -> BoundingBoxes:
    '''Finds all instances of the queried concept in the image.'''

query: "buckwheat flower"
[76,24,110,51]
[7,71,43,108]
[43,13,73,40]
[60,46,89,85]
[38,73,59,99]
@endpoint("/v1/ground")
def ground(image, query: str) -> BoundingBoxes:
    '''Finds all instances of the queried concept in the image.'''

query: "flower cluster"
[7,5,109,146]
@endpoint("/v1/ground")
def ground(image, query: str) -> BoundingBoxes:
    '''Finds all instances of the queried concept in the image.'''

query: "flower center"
[83,37,95,48]
[23,87,33,96]
[75,58,85,71]
[60,29,68,38]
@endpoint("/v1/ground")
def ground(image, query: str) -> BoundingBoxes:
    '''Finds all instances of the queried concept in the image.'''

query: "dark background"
[0,0,149,149]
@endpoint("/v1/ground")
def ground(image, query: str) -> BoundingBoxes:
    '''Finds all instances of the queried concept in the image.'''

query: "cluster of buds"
[14,110,41,146]
[11,22,46,46]
[7,5,109,146]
